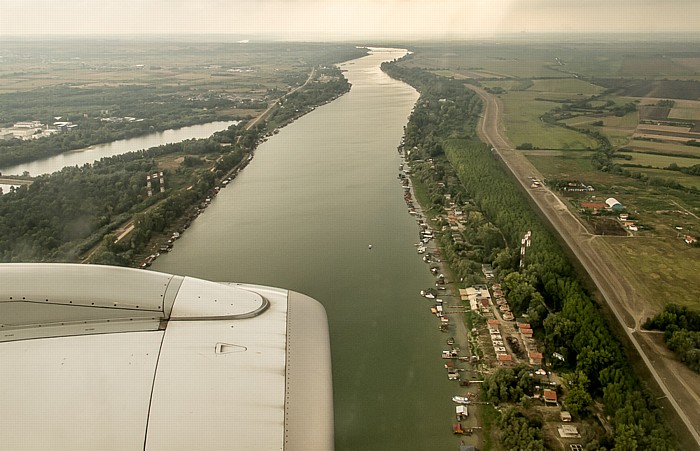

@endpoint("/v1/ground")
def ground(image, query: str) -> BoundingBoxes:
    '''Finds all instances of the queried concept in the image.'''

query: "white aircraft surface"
[0,263,334,450]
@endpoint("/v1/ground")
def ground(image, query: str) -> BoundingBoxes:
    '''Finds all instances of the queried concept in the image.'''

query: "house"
[481,264,494,279]
[497,354,512,362]
[529,351,543,366]
[543,389,558,405]
[560,411,572,422]
[557,425,581,439]
[685,235,697,245]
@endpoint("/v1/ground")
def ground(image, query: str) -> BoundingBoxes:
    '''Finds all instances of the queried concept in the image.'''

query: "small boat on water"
[420,290,436,299]
[456,405,468,419]
[452,396,470,405]
[442,349,459,359]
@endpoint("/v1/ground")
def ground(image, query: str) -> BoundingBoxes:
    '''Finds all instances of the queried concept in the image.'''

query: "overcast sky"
[1,0,699,40]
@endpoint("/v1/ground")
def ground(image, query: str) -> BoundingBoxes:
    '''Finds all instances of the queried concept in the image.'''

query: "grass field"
[481,80,530,91]
[500,91,598,149]
[401,43,572,79]
[624,152,700,168]
[601,236,700,310]
[635,167,700,189]
[527,78,603,95]
[669,100,700,120]
[523,150,596,178]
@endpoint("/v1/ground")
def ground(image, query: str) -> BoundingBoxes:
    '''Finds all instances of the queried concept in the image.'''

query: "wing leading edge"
[0,263,334,451]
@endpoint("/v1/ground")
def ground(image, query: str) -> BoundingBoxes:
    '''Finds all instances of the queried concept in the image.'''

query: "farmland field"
[669,100,700,120]
[399,42,572,79]
[527,78,603,95]
[500,91,598,149]
[0,39,366,122]
[623,152,700,168]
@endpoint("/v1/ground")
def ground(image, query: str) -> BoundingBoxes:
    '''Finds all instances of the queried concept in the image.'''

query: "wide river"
[152,49,465,450]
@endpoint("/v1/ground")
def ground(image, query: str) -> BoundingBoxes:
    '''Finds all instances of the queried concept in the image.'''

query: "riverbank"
[0,65,353,265]
[383,55,680,449]
[124,67,354,268]
[398,145,484,449]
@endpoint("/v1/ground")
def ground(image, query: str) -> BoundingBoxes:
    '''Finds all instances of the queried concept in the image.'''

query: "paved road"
[469,86,700,447]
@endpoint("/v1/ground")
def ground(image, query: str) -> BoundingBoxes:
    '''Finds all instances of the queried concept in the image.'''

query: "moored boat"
[452,396,470,405]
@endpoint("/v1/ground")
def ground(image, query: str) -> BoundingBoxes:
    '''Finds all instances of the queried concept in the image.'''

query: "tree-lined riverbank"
[383,56,677,449]
[0,65,352,264]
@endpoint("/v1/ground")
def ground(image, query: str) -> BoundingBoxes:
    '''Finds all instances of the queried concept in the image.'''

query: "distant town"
[0,119,77,141]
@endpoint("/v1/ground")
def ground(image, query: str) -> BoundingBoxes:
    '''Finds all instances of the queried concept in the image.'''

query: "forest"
[644,304,700,373]
[383,58,675,450]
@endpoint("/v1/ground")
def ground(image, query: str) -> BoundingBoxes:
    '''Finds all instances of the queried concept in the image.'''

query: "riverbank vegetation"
[0,57,355,265]
[400,41,700,385]
[384,56,676,449]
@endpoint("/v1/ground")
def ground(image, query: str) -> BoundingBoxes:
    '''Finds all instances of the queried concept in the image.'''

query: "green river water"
[152,49,470,450]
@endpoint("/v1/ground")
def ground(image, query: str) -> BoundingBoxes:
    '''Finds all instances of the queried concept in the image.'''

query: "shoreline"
[398,146,483,446]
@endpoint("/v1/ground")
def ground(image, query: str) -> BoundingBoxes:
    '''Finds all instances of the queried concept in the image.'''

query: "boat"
[456,405,468,419]
[452,396,470,405]
[442,350,459,359]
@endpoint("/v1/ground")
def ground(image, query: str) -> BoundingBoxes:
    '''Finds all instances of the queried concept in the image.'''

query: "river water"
[151,49,463,450]
[0,120,238,176]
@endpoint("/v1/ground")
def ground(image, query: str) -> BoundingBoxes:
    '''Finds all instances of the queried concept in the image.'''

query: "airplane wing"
[0,263,334,450]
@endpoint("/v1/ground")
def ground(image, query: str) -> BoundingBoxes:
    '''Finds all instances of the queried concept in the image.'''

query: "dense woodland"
[383,58,675,450]
[644,304,700,373]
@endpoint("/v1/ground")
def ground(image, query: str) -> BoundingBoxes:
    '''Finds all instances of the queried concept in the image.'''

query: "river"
[0,120,238,176]
[151,49,465,450]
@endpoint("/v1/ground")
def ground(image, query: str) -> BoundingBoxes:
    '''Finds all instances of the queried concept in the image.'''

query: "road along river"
[151,49,470,450]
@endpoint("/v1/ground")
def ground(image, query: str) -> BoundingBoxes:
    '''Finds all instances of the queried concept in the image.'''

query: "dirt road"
[469,86,700,447]
[243,67,317,132]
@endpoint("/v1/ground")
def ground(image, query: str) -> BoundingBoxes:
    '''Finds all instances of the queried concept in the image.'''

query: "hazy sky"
[1,0,699,40]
